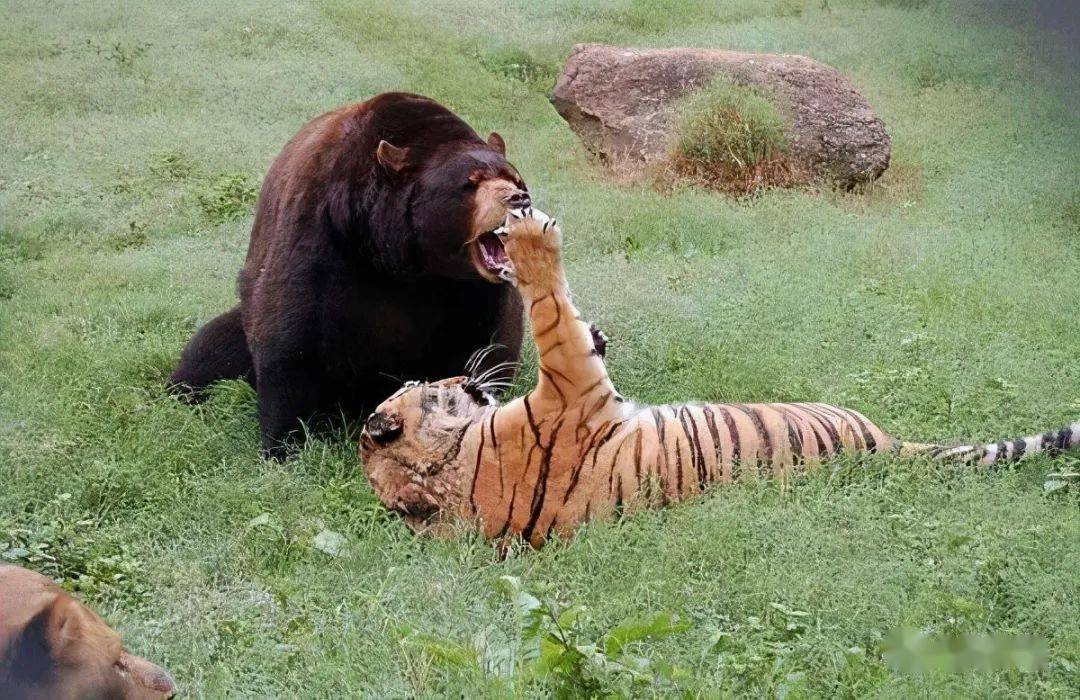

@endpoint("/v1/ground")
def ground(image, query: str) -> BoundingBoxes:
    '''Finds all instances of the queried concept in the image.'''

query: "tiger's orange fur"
[360,211,1080,547]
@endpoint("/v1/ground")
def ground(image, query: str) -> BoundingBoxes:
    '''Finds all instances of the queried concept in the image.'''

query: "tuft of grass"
[150,149,196,181]
[772,0,807,18]
[196,172,258,223]
[107,220,150,251]
[878,0,931,8]
[669,80,806,195]
[476,46,558,90]
[1,493,150,605]
[1063,190,1080,234]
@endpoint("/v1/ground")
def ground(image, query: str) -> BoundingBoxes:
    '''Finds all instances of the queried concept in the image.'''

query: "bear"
[169,92,530,458]
[0,564,177,698]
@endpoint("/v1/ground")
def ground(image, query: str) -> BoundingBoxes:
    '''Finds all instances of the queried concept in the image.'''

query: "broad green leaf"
[495,575,541,614]
[1043,479,1068,493]
[2,547,29,561]
[604,613,691,658]
[535,634,572,676]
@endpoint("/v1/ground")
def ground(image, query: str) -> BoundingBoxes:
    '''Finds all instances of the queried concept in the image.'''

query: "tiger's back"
[469,393,898,544]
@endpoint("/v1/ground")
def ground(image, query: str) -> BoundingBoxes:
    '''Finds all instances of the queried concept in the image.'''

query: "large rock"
[550,44,890,188]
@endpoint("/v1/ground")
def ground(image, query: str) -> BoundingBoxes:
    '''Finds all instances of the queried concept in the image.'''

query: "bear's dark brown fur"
[169,93,529,457]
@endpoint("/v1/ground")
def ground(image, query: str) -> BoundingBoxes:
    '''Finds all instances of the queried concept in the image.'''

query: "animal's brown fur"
[0,565,175,699]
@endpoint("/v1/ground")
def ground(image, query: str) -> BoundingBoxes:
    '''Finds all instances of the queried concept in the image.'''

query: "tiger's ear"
[487,132,506,156]
[376,140,410,171]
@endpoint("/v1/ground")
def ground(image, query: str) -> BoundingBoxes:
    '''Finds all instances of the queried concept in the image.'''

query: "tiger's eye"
[364,412,403,444]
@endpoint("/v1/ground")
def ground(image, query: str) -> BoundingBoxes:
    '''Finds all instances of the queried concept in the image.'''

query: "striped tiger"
[360,208,1079,547]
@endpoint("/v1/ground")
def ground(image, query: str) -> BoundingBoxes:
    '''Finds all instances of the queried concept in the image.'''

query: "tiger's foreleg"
[500,211,620,413]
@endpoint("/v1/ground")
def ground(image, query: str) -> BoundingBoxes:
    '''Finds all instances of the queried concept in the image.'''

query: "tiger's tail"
[897,420,1080,466]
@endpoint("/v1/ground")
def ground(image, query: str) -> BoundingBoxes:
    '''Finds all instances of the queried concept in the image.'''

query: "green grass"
[675,81,789,168]
[672,80,793,192]
[1,0,1078,696]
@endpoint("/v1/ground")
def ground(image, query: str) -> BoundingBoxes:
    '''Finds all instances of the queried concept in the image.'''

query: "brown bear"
[169,92,529,458]
[0,564,177,698]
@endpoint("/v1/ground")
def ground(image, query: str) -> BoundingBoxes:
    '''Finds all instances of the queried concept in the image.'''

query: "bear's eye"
[462,179,478,190]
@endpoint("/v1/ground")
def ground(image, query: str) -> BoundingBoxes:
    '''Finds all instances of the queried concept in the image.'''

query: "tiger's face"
[361,376,492,531]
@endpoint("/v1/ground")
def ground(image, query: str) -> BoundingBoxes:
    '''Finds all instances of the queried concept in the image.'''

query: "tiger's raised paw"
[496,207,563,293]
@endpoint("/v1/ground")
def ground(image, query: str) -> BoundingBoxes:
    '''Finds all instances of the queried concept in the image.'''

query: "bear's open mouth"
[469,227,514,282]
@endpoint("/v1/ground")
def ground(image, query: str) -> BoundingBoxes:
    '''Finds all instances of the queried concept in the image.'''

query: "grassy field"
[2,0,1078,696]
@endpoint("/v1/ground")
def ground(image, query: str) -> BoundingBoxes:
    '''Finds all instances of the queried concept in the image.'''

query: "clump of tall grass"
[668,80,805,195]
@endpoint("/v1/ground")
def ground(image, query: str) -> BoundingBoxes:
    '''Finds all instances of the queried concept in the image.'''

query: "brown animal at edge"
[1,564,176,699]
[360,210,1080,548]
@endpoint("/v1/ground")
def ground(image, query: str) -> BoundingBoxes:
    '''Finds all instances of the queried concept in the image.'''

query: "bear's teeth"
[497,264,516,284]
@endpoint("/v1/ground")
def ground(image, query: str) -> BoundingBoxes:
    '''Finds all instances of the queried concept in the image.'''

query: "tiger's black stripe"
[714,405,742,480]
[673,418,684,496]
[839,407,878,454]
[489,412,504,495]
[651,408,669,483]
[633,429,643,485]
[799,404,842,453]
[1011,438,1026,459]
[468,420,487,514]
[607,431,634,497]
[782,412,804,466]
[678,407,708,488]
[563,420,611,504]
[730,404,772,472]
[520,398,562,544]
[787,406,828,458]
[816,404,865,451]
[538,367,569,409]
[701,407,725,478]
[534,294,562,337]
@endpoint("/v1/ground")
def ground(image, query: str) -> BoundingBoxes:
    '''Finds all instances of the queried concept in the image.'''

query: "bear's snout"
[504,189,530,208]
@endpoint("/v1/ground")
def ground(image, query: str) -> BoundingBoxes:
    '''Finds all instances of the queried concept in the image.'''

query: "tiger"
[360,208,1080,547]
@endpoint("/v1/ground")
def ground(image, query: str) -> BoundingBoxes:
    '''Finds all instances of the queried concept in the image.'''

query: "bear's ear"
[376,140,410,172]
[487,132,506,156]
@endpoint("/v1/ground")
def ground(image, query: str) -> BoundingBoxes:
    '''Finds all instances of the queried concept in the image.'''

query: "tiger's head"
[360,364,501,531]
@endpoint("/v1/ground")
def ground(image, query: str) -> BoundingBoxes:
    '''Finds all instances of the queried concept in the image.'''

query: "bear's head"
[374,130,529,282]
[0,565,177,699]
